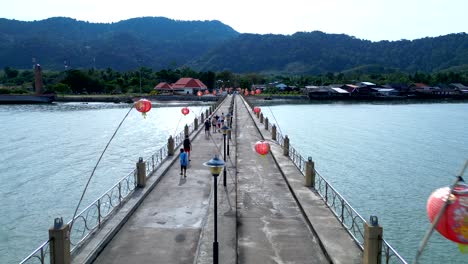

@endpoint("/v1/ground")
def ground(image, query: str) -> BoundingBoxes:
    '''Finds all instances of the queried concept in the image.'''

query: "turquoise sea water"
[0,100,467,263]
[0,102,209,264]
[259,100,468,264]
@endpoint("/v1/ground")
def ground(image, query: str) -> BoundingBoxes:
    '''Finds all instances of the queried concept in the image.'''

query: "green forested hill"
[188,31,468,74]
[0,17,467,74]
[0,17,239,71]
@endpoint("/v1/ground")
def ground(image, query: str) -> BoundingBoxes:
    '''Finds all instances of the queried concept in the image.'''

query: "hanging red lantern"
[134,99,152,118]
[253,107,261,114]
[251,90,255,95]
[205,90,209,94]
[427,182,468,245]
[244,91,249,96]
[213,90,217,95]
[254,140,270,156]
[255,89,261,94]
[181,107,190,116]
[197,91,203,97]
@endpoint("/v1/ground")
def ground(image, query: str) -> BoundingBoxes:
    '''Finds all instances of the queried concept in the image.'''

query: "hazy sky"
[1,0,466,41]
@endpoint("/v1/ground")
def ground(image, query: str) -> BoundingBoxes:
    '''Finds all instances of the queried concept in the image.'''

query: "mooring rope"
[69,104,135,231]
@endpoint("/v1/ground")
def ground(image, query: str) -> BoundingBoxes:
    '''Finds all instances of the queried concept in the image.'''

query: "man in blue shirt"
[179,148,188,178]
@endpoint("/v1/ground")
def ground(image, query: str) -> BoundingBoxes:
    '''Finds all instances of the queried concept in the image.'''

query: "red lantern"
[244,91,249,96]
[181,107,190,116]
[197,91,203,97]
[205,90,209,94]
[427,183,468,244]
[253,107,261,114]
[134,99,152,118]
[213,90,217,95]
[251,90,255,95]
[255,140,270,156]
[255,89,261,94]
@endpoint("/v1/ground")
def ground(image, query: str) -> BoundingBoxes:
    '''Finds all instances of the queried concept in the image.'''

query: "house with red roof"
[154,82,173,94]
[171,78,207,95]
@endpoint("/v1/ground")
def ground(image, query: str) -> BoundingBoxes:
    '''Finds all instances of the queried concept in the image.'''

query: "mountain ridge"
[0,17,467,74]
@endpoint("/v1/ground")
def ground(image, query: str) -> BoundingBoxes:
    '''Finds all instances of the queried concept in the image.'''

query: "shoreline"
[54,94,221,103]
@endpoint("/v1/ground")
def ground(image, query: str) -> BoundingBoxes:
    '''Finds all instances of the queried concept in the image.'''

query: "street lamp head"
[203,155,225,176]
[221,124,230,135]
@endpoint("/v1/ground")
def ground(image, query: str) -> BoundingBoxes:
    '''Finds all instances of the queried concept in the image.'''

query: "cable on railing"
[69,105,134,232]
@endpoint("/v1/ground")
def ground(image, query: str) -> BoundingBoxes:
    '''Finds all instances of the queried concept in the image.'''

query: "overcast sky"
[1,0,466,41]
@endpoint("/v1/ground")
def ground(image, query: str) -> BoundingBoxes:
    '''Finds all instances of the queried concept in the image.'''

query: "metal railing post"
[260,113,264,123]
[264,117,269,130]
[184,124,189,137]
[194,117,199,130]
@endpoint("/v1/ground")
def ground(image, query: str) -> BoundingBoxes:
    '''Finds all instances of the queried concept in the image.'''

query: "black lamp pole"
[213,174,218,264]
[223,132,227,187]
[203,155,224,264]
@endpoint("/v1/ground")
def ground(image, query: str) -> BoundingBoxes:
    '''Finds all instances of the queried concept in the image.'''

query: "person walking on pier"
[179,148,188,178]
[183,135,192,161]
[204,118,211,136]
[212,116,217,133]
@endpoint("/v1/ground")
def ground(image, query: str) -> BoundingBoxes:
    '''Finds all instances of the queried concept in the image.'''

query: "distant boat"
[0,94,55,104]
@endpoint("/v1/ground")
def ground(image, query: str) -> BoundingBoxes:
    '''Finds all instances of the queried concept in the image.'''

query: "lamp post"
[225,113,232,156]
[226,112,232,128]
[221,124,230,187]
[203,155,225,264]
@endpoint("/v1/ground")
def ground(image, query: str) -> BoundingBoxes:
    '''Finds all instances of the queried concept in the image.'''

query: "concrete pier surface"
[72,94,361,264]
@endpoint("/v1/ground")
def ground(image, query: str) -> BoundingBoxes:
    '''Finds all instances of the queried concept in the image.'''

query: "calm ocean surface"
[0,102,210,264]
[0,100,467,263]
[259,100,468,264]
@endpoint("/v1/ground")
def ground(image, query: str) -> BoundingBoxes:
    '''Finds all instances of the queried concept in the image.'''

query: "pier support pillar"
[195,118,199,130]
[49,218,70,264]
[260,113,264,123]
[363,216,383,264]
[136,157,146,188]
[264,117,269,130]
[184,124,189,137]
[305,157,315,187]
[283,135,289,156]
[272,125,277,141]
[168,136,175,156]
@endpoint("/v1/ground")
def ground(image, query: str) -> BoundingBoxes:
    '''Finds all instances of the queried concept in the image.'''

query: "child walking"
[179,148,188,177]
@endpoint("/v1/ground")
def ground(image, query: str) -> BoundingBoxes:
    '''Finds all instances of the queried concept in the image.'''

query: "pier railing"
[264,115,408,264]
[19,99,220,264]
[68,169,138,252]
[18,240,50,264]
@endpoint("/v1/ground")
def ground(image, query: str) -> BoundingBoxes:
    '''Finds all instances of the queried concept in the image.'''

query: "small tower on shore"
[34,64,43,95]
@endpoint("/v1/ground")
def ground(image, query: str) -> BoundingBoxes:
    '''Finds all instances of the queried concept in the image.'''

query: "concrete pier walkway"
[73,94,361,264]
